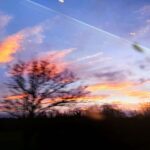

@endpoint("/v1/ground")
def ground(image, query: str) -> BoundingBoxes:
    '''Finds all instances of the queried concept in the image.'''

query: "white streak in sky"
[76,52,103,62]
[25,0,150,55]
[58,0,64,3]
[25,0,132,44]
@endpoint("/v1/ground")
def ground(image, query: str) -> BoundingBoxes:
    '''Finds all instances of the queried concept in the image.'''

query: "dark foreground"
[0,116,150,150]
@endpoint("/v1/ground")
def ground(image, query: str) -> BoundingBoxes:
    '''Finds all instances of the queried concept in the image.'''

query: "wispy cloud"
[87,82,135,92]
[129,5,150,43]
[129,23,150,40]
[136,5,150,17]
[137,57,150,71]
[0,18,60,63]
[125,90,150,99]
[72,52,113,76]
[36,48,75,73]
[39,48,75,61]
[94,67,130,82]
[20,25,45,44]
[0,23,46,63]
[0,11,12,31]
[4,94,27,100]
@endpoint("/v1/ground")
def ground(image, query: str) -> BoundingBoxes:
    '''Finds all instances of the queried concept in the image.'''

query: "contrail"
[25,0,132,44]
[76,52,103,62]
[25,0,150,55]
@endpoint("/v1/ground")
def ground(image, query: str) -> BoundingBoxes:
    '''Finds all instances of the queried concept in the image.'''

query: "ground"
[0,115,150,150]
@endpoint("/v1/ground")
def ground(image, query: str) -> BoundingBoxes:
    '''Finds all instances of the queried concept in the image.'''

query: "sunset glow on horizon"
[0,0,150,113]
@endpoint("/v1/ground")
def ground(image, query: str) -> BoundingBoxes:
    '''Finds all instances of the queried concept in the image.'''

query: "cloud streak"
[125,91,150,99]
[0,33,24,63]
[94,66,131,82]
[0,11,12,31]
[136,5,150,17]
[39,48,75,61]
[87,82,135,92]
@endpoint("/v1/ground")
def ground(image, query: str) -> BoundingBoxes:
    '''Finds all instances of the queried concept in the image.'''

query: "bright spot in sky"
[129,32,136,36]
[58,0,64,3]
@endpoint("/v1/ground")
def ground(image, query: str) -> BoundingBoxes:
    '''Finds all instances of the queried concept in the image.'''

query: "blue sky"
[32,0,150,45]
[0,0,150,110]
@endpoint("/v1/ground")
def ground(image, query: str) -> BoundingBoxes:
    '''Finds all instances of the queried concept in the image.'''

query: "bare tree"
[1,59,89,118]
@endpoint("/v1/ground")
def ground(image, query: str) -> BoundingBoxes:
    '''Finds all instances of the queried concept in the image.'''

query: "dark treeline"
[0,108,150,150]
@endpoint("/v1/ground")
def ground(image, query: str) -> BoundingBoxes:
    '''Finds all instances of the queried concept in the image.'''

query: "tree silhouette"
[101,104,125,118]
[2,59,89,118]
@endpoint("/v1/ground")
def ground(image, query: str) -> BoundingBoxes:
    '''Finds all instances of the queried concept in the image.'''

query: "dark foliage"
[0,115,150,150]
[101,104,126,118]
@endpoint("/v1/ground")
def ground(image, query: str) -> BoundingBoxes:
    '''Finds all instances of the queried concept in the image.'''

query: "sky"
[33,0,150,47]
[0,0,150,111]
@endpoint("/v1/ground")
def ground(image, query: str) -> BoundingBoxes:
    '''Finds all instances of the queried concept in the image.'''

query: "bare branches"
[2,59,89,118]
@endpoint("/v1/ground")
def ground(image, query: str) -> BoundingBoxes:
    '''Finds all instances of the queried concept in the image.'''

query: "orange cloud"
[41,94,108,105]
[73,95,109,101]
[0,33,24,63]
[87,82,135,92]
[4,94,27,100]
[0,22,47,64]
[126,91,150,99]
